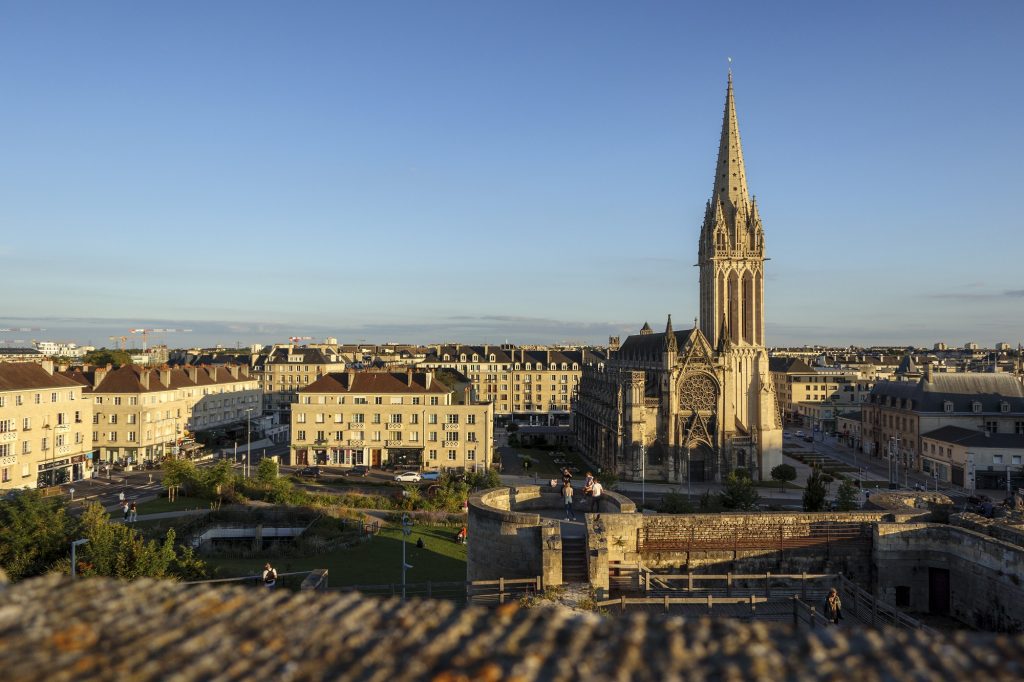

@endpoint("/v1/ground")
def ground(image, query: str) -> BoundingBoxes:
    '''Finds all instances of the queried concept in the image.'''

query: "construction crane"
[109,336,128,351]
[129,328,193,351]
[289,336,313,344]
[0,327,46,332]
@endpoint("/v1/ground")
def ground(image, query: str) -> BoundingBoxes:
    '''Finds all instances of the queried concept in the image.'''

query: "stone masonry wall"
[874,523,1024,632]
[593,511,928,585]
[949,512,1024,548]
[467,488,544,582]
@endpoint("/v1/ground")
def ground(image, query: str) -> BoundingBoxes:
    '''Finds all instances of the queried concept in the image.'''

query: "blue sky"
[2,1,1022,349]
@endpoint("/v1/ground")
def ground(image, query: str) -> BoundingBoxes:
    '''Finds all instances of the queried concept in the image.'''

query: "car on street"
[803,436,813,443]
[420,471,441,481]
[795,431,805,437]
[296,466,321,478]
[394,471,422,483]
[347,466,369,477]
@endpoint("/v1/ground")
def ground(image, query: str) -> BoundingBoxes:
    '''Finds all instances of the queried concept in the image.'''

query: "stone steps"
[562,537,588,583]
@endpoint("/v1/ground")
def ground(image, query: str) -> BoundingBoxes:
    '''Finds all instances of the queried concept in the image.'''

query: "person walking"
[118,490,125,504]
[562,483,576,521]
[590,479,604,514]
[561,467,572,487]
[825,587,843,624]
[583,472,595,497]
[129,501,138,523]
[262,563,278,589]
[122,501,130,522]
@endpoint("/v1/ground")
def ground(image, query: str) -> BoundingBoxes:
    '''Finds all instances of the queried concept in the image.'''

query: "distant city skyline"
[3,2,1023,347]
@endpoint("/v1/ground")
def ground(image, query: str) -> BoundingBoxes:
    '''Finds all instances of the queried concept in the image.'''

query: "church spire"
[664,314,677,353]
[712,70,749,215]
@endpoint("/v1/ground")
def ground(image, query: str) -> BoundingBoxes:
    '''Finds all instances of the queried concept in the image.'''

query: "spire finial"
[727,57,732,82]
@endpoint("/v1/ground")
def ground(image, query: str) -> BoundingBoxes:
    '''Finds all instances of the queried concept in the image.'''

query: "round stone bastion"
[467,485,636,582]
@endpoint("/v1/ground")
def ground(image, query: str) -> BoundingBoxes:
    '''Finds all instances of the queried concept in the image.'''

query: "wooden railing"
[834,574,938,633]
[332,576,543,605]
[596,593,771,615]
[609,561,835,599]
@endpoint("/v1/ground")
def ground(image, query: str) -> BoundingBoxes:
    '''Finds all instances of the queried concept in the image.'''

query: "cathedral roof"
[618,329,695,361]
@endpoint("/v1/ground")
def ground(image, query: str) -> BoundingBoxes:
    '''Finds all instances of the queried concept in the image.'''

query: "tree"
[719,469,761,511]
[76,503,207,580]
[255,457,280,485]
[835,479,860,511]
[82,349,133,367]
[659,490,694,514]
[770,463,798,492]
[0,491,75,581]
[163,459,199,491]
[802,467,833,512]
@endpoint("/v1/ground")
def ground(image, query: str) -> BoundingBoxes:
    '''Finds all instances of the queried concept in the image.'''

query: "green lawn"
[513,447,589,478]
[202,523,466,586]
[137,495,212,514]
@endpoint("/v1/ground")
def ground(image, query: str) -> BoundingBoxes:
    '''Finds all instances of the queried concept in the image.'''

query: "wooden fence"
[610,561,836,599]
[332,576,543,606]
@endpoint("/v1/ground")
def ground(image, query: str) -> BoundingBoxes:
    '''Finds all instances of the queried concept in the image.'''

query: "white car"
[394,471,422,483]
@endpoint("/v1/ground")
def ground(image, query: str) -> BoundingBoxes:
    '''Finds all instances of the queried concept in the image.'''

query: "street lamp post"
[245,408,253,478]
[400,512,414,601]
[70,538,89,579]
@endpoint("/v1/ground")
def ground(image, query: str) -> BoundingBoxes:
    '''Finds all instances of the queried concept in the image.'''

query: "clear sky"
[2,0,1022,349]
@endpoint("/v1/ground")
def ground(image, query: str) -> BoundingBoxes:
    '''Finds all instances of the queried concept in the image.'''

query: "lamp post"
[42,424,51,487]
[400,512,414,602]
[245,408,253,478]
[70,538,89,579]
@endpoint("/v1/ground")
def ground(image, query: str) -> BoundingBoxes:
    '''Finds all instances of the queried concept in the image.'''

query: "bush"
[770,463,798,491]
[719,469,761,511]
[802,466,833,512]
[659,490,694,514]
[835,479,860,511]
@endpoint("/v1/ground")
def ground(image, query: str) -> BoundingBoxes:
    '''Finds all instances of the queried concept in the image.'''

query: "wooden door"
[928,567,950,615]
[371,449,382,467]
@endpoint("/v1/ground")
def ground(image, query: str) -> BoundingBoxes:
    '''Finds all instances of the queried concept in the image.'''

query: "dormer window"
[460,355,467,362]
[572,363,579,371]
[1001,401,1010,413]
[472,354,478,362]
[489,354,495,362]
[972,401,982,413]
[943,401,953,413]
[443,354,450,361]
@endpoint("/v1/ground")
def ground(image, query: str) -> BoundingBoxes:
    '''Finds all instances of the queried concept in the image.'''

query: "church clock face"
[679,374,716,412]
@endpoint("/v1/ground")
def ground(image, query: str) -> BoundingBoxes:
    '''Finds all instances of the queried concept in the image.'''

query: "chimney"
[140,369,150,390]
[93,365,111,389]
[346,368,355,390]
[407,368,414,387]
[425,371,432,390]
[41,359,54,375]
[187,366,199,384]
[160,368,171,387]
[229,365,239,380]
[240,364,249,378]
[924,362,933,382]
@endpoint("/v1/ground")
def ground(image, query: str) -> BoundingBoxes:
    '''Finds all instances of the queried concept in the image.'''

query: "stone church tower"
[573,73,783,483]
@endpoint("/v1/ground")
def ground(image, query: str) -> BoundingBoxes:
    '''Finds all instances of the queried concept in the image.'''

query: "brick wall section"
[874,523,1024,632]
[467,486,636,582]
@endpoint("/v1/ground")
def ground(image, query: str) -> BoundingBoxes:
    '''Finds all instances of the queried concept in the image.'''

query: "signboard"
[38,458,70,471]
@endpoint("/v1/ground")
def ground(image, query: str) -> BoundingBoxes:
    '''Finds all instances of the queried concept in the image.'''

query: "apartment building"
[421,345,604,424]
[254,345,346,422]
[920,425,1024,488]
[769,356,873,429]
[290,369,493,472]
[64,364,260,465]
[861,366,1024,473]
[0,361,93,489]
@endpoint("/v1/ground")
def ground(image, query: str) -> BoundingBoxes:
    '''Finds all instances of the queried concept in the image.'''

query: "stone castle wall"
[874,523,1024,632]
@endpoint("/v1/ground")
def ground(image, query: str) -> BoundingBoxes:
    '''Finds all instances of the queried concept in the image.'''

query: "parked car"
[394,471,422,483]
[420,471,441,481]
[296,466,321,478]
[347,466,369,477]
[803,436,813,443]
[795,431,805,438]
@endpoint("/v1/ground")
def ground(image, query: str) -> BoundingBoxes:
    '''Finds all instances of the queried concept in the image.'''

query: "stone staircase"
[561,536,588,583]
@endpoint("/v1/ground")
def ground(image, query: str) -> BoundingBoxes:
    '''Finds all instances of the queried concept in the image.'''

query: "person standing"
[590,479,604,514]
[262,563,278,589]
[129,501,138,523]
[118,490,125,505]
[562,483,576,521]
[122,501,130,522]
[825,587,843,624]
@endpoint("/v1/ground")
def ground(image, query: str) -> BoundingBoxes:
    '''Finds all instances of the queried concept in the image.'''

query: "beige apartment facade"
[290,369,494,471]
[769,356,873,427]
[0,361,93,489]
[255,345,346,422]
[920,425,1024,489]
[421,345,604,423]
[64,364,260,465]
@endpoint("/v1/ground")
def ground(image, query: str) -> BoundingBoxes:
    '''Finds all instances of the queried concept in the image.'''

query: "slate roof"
[0,363,82,392]
[1,575,1022,682]
[425,346,605,367]
[60,365,254,394]
[768,357,814,373]
[870,373,1024,412]
[617,329,694,362]
[921,425,1024,449]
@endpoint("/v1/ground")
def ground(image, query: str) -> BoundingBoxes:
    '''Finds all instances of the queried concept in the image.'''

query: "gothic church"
[573,74,783,482]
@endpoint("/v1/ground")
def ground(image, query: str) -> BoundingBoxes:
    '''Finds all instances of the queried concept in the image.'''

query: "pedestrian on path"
[562,483,576,521]
[825,587,843,624]
[590,480,604,513]
[262,563,278,589]
[122,501,130,522]
[129,501,138,523]
[118,490,125,504]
